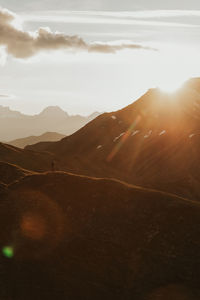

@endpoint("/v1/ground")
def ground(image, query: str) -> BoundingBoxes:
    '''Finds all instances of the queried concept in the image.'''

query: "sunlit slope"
[37,78,200,200]
[1,172,200,299]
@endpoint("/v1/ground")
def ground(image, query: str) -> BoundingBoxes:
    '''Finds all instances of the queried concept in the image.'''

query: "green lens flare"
[2,246,14,258]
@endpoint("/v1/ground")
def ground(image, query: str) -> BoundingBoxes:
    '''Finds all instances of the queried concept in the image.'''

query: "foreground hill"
[1,172,200,299]
[0,142,55,172]
[0,105,99,141]
[31,78,200,200]
[0,181,7,194]
[8,132,66,149]
[0,161,34,184]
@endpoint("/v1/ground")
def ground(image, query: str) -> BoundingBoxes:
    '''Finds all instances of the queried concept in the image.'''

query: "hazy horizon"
[0,103,101,117]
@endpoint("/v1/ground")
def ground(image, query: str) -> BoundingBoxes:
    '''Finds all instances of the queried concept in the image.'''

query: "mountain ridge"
[27,78,200,200]
[2,78,200,200]
[0,105,100,141]
[8,132,66,149]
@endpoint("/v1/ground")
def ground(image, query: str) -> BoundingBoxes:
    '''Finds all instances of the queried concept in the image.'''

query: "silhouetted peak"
[40,106,68,117]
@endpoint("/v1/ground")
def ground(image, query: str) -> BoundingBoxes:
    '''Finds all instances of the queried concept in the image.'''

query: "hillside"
[31,78,200,200]
[0,142,55,172]
[0,182,7,194]
[25,140,57,152]
[0,172,200,299]
[8,132,66,149]
[0,105,99,141]
[0,161,34,184]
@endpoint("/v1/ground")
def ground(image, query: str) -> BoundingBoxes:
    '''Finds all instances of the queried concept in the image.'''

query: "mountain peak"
[40,106,68,117]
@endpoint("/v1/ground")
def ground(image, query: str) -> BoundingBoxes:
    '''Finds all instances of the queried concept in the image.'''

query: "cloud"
[81,9,200,19]
[0,7,156,61]
[0,7,15,23]
[20,10,199,27]
[0,94,13,98]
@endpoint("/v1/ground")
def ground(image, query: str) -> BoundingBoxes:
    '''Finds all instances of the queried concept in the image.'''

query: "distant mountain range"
[8,132,66,149]
[0,106,100,141]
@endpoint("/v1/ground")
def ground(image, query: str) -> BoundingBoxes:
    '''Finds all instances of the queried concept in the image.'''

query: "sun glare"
[152,44,197,94]
[156,74,189,94]
[158,80,184,93]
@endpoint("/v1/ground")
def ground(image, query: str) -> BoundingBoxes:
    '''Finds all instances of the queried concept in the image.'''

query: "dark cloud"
[0,7,155,60]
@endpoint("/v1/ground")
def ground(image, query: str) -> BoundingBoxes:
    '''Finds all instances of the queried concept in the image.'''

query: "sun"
[157,76,187,94]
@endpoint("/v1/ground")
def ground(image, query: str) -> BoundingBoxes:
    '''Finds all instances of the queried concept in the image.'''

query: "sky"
[0,0,200,115]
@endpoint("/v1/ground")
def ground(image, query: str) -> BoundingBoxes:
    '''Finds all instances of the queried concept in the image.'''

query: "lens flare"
[20,214,47,240]
[2,246,14,258]
[107,114,142,161]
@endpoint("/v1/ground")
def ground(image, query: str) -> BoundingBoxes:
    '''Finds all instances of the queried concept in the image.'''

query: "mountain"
[32,78,200,200]
[0,105,100,141]
[0,106,23,119]
[8,132,66,149]
[1,171,200,299]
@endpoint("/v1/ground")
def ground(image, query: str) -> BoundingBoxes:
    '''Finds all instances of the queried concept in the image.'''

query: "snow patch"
[132,130,140,136]
[113,132,125,142]
[144,130,152,139]
[189,134,195,138]
[159,130,166,136]
[96,145,103,149]
[111,115,117,120]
